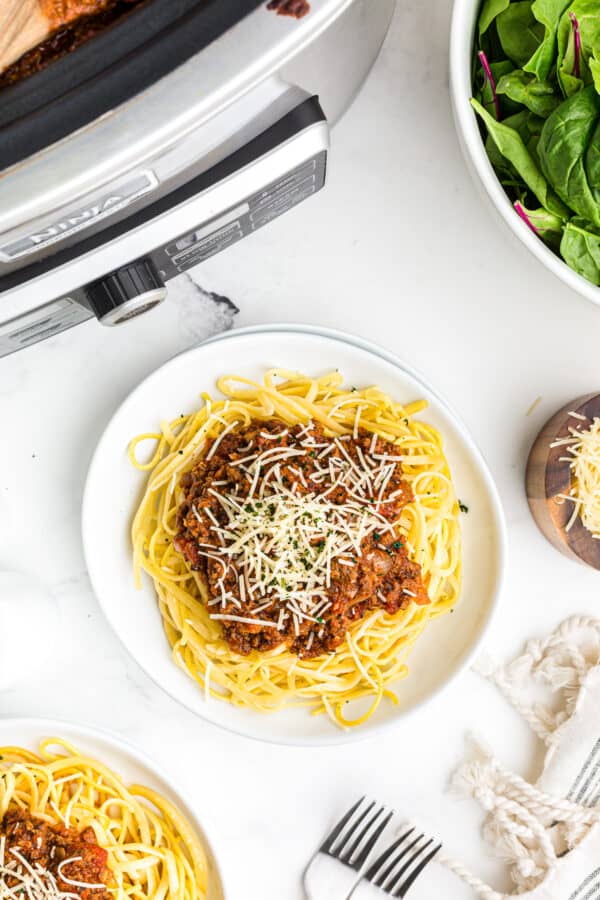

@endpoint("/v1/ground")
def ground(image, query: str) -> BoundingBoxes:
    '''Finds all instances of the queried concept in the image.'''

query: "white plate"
[0,716,228,899]
[83,324,507,745]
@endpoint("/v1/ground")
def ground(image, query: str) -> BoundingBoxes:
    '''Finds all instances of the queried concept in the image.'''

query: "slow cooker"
[0,0,396,357]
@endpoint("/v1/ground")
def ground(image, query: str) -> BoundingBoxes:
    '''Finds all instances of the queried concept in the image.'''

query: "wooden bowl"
[526,393,600,570]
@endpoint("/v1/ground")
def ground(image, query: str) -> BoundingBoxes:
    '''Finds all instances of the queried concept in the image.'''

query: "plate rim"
[0,714,230,899]
[82,322,508,746]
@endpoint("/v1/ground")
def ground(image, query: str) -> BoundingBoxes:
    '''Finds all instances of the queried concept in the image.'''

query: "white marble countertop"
[2,2,600,898]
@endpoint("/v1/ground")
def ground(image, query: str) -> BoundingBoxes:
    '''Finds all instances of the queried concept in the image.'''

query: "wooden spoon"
[526,392,600,570]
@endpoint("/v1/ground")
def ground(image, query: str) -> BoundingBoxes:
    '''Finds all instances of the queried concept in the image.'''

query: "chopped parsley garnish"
[459,501,469,513]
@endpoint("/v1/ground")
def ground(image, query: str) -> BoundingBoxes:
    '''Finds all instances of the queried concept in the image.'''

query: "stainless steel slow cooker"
[0,0,396,357]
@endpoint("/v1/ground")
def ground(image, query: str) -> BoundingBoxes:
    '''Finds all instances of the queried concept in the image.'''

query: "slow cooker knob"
[85,259,167,327]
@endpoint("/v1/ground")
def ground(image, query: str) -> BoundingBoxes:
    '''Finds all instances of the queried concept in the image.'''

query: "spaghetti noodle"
[0,739,208,899]
[130,370,462,727]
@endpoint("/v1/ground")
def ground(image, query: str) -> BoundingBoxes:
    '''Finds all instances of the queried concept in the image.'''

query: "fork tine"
[352,809,394,869]
[333,800,376,857]
[320,797,367,853]
[394,841,442,898]
[366,829,418,887]
[385,837,433,895]
[341,807,393,867]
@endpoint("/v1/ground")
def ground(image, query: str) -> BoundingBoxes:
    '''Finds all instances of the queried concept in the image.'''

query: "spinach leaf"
[503,109,546,141]
[524,0,571,80]
[471,0,600,288]
[476,59,520,117]
[472,98,570,215]
[584,110,600,197]
[478,0,511,35]
[560,216,600,281]
[496,68,561,116]
[538,86,600,224]
[516,199,564,248]
[557,0,600,95]
[497,2,545,67]
[590,47,600,93]
[485,110,543,175]
[486,133,518,180]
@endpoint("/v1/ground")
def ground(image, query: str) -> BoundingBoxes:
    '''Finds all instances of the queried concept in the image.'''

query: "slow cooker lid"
[0,0,265,170]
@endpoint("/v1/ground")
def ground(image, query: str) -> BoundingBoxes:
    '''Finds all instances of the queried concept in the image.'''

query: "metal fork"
[304,797,394,899]
[359,826,442,897]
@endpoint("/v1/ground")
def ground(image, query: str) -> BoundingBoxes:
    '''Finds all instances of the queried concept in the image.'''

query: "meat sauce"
[175,420,429,658]
[0,1,143,88]
[1,809,111,898]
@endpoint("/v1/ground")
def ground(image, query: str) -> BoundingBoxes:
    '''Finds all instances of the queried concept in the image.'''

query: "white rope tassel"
[451,738,563,893]
[438,852,506,900]
[473,617,600,744]
[436,620,600,898]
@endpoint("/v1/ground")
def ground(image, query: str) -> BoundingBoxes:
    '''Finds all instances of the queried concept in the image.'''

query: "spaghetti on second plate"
[130,369,462,727]
[0,738,208,899]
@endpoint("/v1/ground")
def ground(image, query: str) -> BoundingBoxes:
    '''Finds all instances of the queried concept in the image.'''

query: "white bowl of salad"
[450,0,600,306]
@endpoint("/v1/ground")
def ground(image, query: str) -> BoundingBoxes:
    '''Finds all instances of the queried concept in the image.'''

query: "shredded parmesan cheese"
[200,423,404,629]
[551,416,600,538]
[0,840,106,899]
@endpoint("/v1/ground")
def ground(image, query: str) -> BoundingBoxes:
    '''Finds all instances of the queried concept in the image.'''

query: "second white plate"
[0,717,227,898]
[83,325,506,745]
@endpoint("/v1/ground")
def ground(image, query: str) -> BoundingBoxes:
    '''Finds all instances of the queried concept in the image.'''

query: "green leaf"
[517,199,564,248]
[478,0,511,35]
[538,86,600,224]
[497,2,545,67]
[478,60,520,117]
[472,97,570,216]
[584,117,600,202]
[524,0,571,79]
[504,109,546,145]
[496,68,561,116]
[557,0,600,95]
[485,108,545,176]
[486,131,518,179]
[590,48,600,93]
[560,216,600,282]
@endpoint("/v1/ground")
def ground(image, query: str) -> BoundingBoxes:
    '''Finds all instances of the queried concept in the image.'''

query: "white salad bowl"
[450,0,600,309]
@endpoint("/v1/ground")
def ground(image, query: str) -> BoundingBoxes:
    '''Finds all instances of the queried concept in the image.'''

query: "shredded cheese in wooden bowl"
[551,414,600,540]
